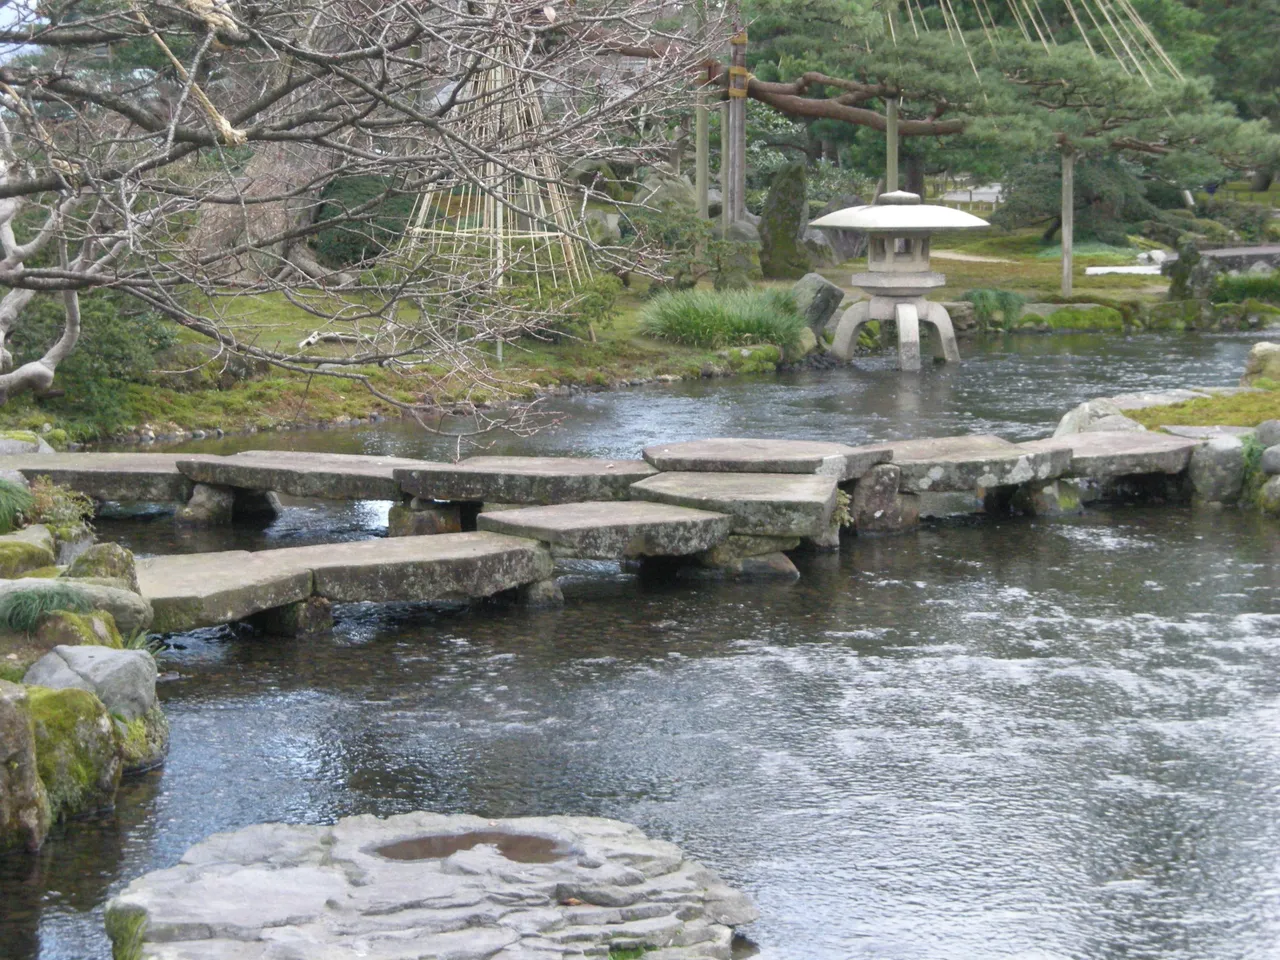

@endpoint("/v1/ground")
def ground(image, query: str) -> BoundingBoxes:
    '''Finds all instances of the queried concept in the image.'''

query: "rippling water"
[3,333,1278,960]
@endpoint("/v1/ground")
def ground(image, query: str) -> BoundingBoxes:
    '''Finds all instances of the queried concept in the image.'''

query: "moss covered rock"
[758,162,810,279]
[0,525,56,579]
[117,704,169,775]
[0,679,50,852]
[65,543,139,594]
[1242,342,1280,387]
[35,610,124,650]
[27,685,122,822]
[0,430,54,455]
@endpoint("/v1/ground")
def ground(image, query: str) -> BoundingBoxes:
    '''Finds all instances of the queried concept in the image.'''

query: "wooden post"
[695,69,709,219]
[886,97,899,193]
[727,29,748,223]
[720,98,730,233]
[1061,148,1075,297]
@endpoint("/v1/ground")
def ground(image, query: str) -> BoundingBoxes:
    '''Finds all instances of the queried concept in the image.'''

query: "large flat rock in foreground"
[1019,431,1201,478]
[860,435,1071,492]
[397,456,656,504]
[642,437,891,481]
[138,533,552,632]
[630,472,837,537]
[1,453,193,501]
[477,501,732,559]
[178,450,426,500]
[106,812,757,960]
[138,551,314,633]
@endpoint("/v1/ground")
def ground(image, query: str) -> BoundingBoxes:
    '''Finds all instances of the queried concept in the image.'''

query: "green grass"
[0,479,34,535]
[1212,273,1280,305]
[0,586,92,633]
[641,288,806,352]
[1127,389,1280,429]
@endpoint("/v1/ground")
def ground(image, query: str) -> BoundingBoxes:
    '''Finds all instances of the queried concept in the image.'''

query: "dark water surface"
[3,333,1280,960]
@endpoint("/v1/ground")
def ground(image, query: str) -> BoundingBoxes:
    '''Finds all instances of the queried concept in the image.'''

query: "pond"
[3,332,1278,960]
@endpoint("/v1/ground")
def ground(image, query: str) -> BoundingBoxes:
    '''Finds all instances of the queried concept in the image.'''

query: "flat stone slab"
[642,437,891,481]
[396,456,656,504]
[0,453,193,502]
[1161,425,1255,440]
[859,435,1071,492]
[477,501,733,559]
[178,451,426,500]
[106,812,757,960]
[1019,431,1201,479]
[138,533,552,632]
[138,551,315,633]
[268,532,552,603]
[630,472,837,537]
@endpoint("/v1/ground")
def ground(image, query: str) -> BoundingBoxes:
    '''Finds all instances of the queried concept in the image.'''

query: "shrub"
[961,289,1027,332]
[499,274,622,339]
[1211,273,1280,304]
[0,479,34,535]
[8,290,177,432]
[623,208,756,291]
[641,288,805,352]
[22,478,95,540]
[0,586,91,633]
[312,176,418,267]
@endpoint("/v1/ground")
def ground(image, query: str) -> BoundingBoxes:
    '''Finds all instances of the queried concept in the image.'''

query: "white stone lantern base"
[827,297,961,372]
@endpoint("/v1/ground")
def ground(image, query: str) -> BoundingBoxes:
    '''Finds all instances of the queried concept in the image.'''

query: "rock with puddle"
[106,812,757,960]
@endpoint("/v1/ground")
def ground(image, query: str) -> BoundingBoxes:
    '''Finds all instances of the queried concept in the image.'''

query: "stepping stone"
[1,453,194,502]
[476,501,733,559]
[859,435,1071,492]
[630,472,838,537]
[641,438,891,481]
[1018,431,1201,479]
[1160,425,1255,440]
[138,551,314,633]
[270,532,553,603]
[396,457,656,505]
[178,451,426,500]
[137,533,553,632]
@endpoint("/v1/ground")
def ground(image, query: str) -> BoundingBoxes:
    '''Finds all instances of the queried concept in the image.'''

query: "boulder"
[685,550,801,580]
[0,430,55,455]
[791,273,846,335]
[635,174,697,211]
[759,161,811,279]
[176,483,235,526]
[799,226,839,267]
[0,469,29,488]
[1012,479,1084,516]
[0,579,153,635]
[387,502,462,537]
[1262,445,1280,476]
[0,680,49,852]
[811,194,867,261]
[1241,342,1280,387]
[233,489,283,525]
[1082,414,1146,433]
[713,219,762,291]
[791,326,819,360]
[584,207,622,245]
[35,610,123,651]
[1256,420,1280,449]
[25,645,157,722]
[1188,436,1245,504]
[117,704,169,775]
[0,525,56,578]
[941,300,978,334]
[1260,475,1280,516]
[26,685,121,822]
[65,543,140,594]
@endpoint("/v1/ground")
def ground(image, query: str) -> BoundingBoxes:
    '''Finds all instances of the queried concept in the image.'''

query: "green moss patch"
[1128,390,1280,429]
[104,902,147,960]
[35,610,123,650]
[27,685,122,822]
[117,705,169,774]
[0,540,57,579]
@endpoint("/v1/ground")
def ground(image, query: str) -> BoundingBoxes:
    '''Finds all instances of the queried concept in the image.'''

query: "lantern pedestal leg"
[829,301,873,360]
[895,302,921,371]
[925,302,962,363]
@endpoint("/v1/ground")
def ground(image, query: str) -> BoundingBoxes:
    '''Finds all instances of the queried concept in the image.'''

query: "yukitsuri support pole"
[886,97,899,193]
[720,95,730,233]
[1061,147,1075,296]
[726,29,748,224]
[696,66,710,219]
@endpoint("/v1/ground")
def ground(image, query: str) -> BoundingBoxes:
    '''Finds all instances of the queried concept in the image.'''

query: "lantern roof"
[809,190,989,233]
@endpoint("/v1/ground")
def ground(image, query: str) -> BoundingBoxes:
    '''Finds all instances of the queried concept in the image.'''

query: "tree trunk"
[905,152,926,197]
[1251,169,1274,192]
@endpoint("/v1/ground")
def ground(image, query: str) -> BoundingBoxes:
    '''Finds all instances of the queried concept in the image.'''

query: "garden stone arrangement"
[105,812,757,960]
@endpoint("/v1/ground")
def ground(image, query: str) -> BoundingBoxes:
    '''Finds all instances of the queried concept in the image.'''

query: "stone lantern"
[810,190,988,371]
